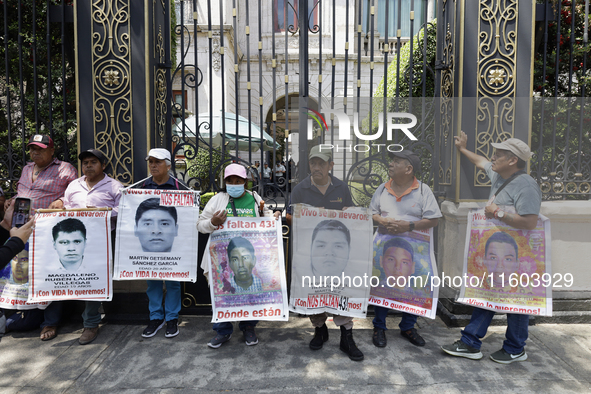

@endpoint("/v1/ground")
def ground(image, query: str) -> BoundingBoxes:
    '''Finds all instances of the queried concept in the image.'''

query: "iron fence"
[0,1,76,195]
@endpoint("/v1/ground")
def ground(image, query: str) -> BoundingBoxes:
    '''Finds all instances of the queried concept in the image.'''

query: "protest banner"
[113,188,199,282]
[289,204,373,318]
[28,209,113,302]
[0,244,50,310]
[368,225,439,319]
[457,207,552,316]
[203,216,288,323]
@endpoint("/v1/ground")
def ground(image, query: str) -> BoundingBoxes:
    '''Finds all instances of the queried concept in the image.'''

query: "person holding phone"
[5,134,77,342]
[0,201,34,269]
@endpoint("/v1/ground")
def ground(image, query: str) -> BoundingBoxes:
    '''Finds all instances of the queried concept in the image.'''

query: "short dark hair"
[135,198,178,225]
[227,237,255,258]
[485,231,518,258]
[382,237,414,262]
[52,218,87,241]
[311,220,351,246]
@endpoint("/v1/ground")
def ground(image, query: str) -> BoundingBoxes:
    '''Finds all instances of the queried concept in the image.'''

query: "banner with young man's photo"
[28,209,113,302]
[457,207,553,316]
[368,224,439,319]
[204,216,288,323]
[289,204,373,318]
[113,188,199,282]
[0,244,50,310]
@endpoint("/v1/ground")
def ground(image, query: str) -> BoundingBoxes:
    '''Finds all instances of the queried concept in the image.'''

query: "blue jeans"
[42,301,102,328]
[213,321,259,336]
[82,301,102,328]
[42,301,63,328]
[460,307,529,353]
[146,280,181,321]
[372,306,418,331]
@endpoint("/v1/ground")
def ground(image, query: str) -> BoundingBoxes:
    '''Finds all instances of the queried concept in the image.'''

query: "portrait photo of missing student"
[225,237,263,293]
[309,219,351,277]
[292,210,373,299]
[483,231,520,289]
[0,248,29,285]
[134,198,179,253]
[52,218,87,272]
[369,231,435,308]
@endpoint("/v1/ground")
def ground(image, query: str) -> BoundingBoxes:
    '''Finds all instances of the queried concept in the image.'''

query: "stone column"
[74,0,170,185]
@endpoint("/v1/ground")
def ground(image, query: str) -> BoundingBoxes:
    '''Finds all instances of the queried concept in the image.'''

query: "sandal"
[40,326,58,341]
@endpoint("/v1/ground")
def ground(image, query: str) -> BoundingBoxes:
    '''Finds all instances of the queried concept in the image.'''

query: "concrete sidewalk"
[1,315,590,393]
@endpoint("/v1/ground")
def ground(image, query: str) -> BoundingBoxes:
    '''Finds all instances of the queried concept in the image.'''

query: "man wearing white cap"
[442,132,542,364]
[197,163,279,348]
[137,148,189,339]
[286,146,364,362]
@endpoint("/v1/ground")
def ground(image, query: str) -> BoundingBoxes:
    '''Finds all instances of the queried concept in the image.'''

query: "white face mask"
[227,184,245,198]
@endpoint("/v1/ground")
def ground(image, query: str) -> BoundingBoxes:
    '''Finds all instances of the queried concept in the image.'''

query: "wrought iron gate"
[169,0,443,309]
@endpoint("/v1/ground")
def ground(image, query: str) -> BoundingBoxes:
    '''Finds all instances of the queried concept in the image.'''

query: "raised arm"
[454,131,490,171]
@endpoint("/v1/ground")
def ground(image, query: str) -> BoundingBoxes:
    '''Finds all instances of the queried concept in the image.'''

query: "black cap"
[78,149,108,165]
[388,150,420,173]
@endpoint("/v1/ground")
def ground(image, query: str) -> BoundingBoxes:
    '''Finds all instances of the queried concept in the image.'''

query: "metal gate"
[169,0,443,308]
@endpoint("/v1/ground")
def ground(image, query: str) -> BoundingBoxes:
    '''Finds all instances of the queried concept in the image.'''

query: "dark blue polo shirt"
[287,174,353,214]
[139,176,189,191]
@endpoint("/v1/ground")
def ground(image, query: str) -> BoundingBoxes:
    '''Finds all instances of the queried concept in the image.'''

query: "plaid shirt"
[17,158,78,209]
[230,274,264,294]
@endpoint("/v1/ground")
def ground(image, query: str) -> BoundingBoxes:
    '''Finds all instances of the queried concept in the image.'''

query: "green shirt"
[226,192,257,217]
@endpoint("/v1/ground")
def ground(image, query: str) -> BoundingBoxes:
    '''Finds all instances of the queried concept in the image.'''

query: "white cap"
[146,148,171,162]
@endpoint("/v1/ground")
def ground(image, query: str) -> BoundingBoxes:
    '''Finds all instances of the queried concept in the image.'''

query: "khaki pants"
[309,313,353,330]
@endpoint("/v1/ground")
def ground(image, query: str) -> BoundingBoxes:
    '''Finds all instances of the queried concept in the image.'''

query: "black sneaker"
[441,340,483,360]
[400,328,426,346]
[208,333,231,349]
[373,328,387,347]
[243,326,259,346]
[339,326,364,361]
[490,348,527,364]
[142,319,165,338]
[309,323,329,350]
[165,319,179,338]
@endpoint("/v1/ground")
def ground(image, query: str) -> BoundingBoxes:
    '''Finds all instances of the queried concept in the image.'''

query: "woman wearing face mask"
[197,163,280,349]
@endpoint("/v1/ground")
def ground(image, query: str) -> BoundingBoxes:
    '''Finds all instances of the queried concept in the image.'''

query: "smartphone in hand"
[12,197,32,228]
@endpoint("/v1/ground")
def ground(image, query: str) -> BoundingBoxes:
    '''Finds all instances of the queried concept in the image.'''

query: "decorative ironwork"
[92,0,133,185]
[155,26,167,147]
[474,0,518,187]
[439,21,454,186]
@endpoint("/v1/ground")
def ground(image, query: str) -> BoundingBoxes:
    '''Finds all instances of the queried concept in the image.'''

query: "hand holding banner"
[457,207,553,316]
[113,188,199,282]
[289,204,373,318]
[204,216,288,323]
[28,209,113,302]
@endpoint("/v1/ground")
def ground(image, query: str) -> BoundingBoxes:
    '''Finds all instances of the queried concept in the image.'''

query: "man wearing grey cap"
[442,132,542,364]
[286,145,364,362]
[369,150,441,348]
[134,148,190,340]
[51,148,123,345]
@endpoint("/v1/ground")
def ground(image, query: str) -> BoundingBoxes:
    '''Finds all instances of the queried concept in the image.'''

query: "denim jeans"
[460,307,529,353]
[372,306,418,331]
[213,321,259,336]
[82,301,102,328]
[42,301,63,328]
[146,280,181,321]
